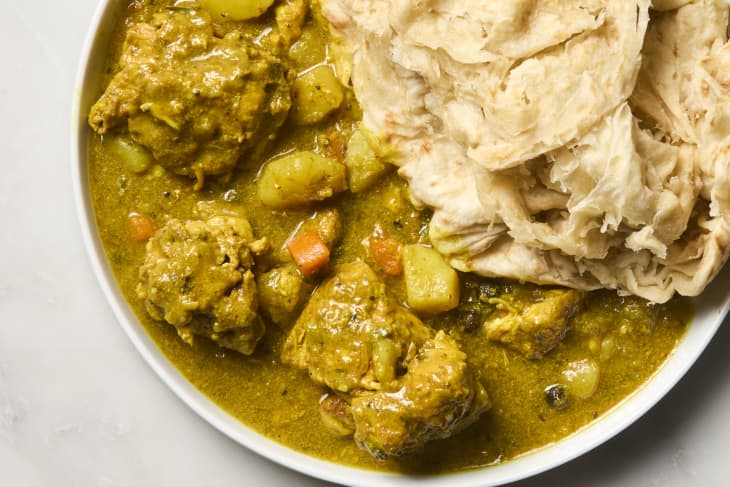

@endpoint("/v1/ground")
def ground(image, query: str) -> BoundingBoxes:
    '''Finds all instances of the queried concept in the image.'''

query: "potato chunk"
[200,0,275,20]
[257,151,347,208]
[562,358,601,399]
[290,66,344,125]
[345,129,390,193]
[402,245,460,314]
[289,25,327,69]
[104,136,152,174]
[257,265,310,326]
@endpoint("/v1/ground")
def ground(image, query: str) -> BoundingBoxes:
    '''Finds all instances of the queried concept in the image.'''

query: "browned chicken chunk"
[484,289,582,358]
[283,261,490,458]
[137,202,269,354]
[88,6,293,186]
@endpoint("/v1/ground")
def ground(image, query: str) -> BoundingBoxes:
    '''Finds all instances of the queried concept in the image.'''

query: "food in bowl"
[82,0,728,476]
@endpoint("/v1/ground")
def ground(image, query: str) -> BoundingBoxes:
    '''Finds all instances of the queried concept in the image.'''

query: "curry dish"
[87,0,692,473]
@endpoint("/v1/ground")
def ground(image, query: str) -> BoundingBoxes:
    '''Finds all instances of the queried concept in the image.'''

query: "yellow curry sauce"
[88,0,691,474]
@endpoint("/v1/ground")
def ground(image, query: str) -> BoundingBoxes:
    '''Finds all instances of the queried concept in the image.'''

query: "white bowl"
[70,1,730,485]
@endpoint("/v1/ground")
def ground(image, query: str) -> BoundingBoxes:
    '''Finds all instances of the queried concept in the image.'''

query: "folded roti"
[323,0,730,302]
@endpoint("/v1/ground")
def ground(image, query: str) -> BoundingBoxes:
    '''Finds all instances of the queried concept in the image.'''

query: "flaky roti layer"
[323,0,730,302]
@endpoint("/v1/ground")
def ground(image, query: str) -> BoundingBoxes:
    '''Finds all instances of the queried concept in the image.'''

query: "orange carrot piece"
[287,231,330,276]
[369,236,403,277]
[127,212,156,242]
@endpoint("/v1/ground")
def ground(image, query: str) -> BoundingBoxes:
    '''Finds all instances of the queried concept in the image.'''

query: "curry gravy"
[88,0,691,474]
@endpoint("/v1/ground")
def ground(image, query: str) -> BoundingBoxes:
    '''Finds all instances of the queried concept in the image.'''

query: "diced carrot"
[369,236,403,277]
[287,230,330,277]
[127,212,156,242]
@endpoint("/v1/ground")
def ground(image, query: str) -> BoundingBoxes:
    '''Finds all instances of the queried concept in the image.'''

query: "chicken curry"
[87,0,692,473]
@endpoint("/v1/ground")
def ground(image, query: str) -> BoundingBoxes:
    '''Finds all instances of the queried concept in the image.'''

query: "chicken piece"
[484,289,582,358]
[350,331,490,459]
[137,203,269,355]
[272,0,308,48]
[283,262,489,457]
[282,261,429,391]
[88,7,292,187]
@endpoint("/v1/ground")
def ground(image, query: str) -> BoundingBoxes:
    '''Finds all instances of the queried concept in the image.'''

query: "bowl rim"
[70,1,730,486]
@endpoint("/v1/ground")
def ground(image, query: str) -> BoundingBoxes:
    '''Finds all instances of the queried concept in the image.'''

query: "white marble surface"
[1,1,729,485]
